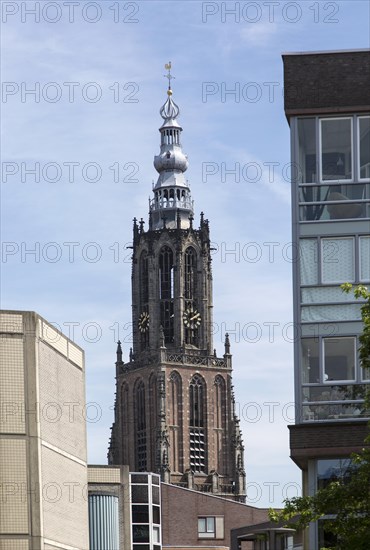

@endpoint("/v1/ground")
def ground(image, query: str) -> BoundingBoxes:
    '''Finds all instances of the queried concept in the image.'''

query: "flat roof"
[282,48,370,56]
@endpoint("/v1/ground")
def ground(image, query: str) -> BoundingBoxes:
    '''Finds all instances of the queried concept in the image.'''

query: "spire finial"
[164,62,174,95]
[224,333,231,355]
[116,340,122,363]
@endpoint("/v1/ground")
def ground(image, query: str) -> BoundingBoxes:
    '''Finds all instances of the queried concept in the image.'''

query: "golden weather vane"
[164,61,174,95]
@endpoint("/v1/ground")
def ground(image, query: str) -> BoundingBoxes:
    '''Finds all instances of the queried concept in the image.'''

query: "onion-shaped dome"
[160,90,180,121]
[154,149,189,173]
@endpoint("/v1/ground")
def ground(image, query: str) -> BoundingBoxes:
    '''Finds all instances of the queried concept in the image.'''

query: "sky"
[1,0,370,508]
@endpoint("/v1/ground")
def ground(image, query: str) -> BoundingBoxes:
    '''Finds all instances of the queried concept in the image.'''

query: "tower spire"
[149,62,194,230]
[164,61,174,93]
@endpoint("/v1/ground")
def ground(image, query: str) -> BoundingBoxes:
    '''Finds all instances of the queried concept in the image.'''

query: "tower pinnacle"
[149,63,194,230]
[164,61,174,93]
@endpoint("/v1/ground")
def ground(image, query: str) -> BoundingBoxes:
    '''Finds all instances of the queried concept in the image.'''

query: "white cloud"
[240,21,278,46]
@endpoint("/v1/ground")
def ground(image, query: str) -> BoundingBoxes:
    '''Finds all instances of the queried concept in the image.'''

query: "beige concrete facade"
[0,310,89,550]
[88,465,131,550]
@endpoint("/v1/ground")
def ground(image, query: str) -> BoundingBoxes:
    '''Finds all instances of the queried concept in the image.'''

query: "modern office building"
[108,68,246,501]
[88,466,162,550]
[0,310,89,550]
[282,50,370,549]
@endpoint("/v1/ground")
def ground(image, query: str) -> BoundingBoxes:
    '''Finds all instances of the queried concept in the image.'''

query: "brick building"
[161,483,269,549]
[282,49,370,549]
[108,68,246,501]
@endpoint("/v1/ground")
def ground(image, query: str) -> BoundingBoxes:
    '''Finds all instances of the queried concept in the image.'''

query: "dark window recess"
[159,246,174,343]
[140,252,149,348]
[132,505,149,523]
[160,300,174,343]
[189,375,206,472]
[133,546,150,550]
[152,505,160,524]
[140,252,149,304]
[184,247,199,346]
[152,486,160,505]
[152,475,160,486]
[184,247,197,299]
[190,375,204,427]
[131,485,148,504]
[131,474,148,484]
[135,381,147,471]
[132,525,150,543]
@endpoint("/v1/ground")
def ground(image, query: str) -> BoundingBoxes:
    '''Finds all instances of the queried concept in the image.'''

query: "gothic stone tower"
[108,70,246,501]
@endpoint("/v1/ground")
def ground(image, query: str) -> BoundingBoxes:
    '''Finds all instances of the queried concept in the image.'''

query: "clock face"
[138,311,150,332]
[183,308,201,329]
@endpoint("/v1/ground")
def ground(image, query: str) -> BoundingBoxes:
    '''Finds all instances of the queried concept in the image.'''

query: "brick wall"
[161,483,269,548]
[289,421,369,468]
[283,50,370,115]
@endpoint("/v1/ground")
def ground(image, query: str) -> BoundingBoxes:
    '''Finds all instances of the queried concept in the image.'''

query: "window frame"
[319,117,353,183]
[320,236,355,284]
[358,115,370,181]
[322,336,356,384]
[359,235,370,282]
[198,516,216,539]
[296,115,370,224]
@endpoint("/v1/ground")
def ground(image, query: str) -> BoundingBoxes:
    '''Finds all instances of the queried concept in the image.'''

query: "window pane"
[152,486,160,505]
[153,526,160,543]
[132,525,150,543]
[301,304,362,323]
[299,183,331,221]
[152,475,160,486]
[132,505,149,523]
[152,506,160,524]
[299,239,318,285]
[303,402,366,421]
[198,518,206,533]
[299,182,368,220]
[317,458,352,490]
[206,517,215,532]
[132,485,148,503]
[360,236,370,281]
[301,286,354,304]
[298,118,317,183]
[321,118,352,181]
[301,339,319,384]
[362,367,370,381]
[323,338,355,381]
[359,116,370,179]
[131,474,148,484]
[321,238,354,283]
[302,384,367,403]
[318,520,337,548]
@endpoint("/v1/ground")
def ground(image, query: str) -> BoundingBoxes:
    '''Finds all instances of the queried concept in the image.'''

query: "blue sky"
[2,0,369,508]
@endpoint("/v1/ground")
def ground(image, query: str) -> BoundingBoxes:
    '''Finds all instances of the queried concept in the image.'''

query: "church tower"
[108,65,246,501]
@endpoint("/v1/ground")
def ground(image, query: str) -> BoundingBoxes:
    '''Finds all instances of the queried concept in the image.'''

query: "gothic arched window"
[120,383,129,464]
[149,373,157,470]
[135,380,147,471]
[140,251,149,348]
[140,251,149,305]
[214,375,226,472]
[214,375,226,429]
[169,371,183,472]
[184,247,199,346]
[184,247,197,300]
[189,374,206,472]
[159,246,174,343]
